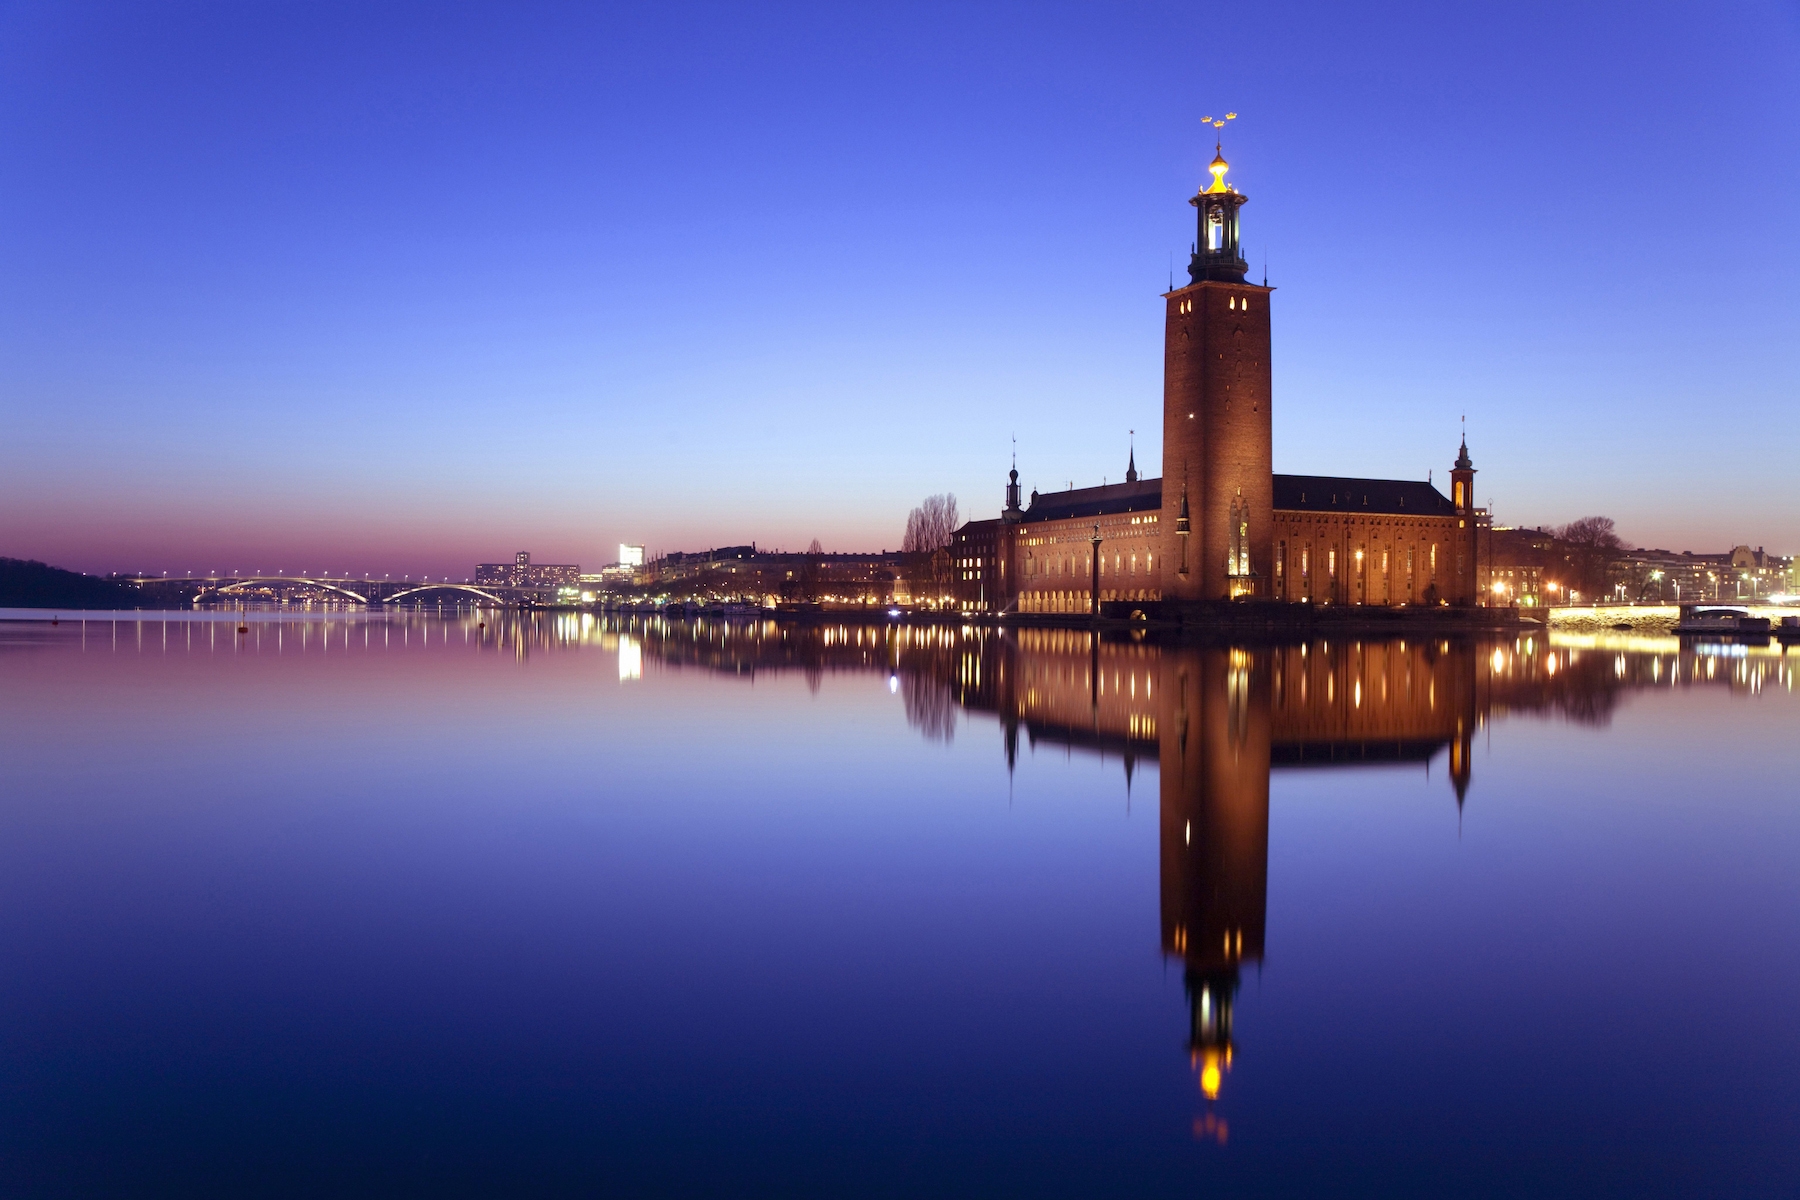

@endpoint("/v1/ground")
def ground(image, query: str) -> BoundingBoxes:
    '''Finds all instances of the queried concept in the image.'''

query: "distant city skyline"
[3,2,1797,578]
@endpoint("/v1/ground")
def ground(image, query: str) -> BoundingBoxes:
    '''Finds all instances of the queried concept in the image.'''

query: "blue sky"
[3,1,1797,576]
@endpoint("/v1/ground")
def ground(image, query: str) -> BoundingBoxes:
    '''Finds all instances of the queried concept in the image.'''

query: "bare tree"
[798,538,824,602]
[902,495,959,554]
[901,494,960,604]
[1556,517,1622,550]
[1555,516,1626,600]
[901,671,957,743]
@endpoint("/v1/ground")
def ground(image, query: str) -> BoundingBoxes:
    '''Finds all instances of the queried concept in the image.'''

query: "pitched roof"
[1021,478,1163,523]
[1272,474,1455,516]
[1010,473,1455,523]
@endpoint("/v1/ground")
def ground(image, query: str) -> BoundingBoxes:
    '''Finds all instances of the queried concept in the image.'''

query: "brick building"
[952,145,1482,616]
[474,551,580,589]
[1485,526,1558,607]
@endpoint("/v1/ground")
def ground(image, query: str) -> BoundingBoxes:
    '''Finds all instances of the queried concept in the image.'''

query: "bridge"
[1547,602,1800,627]
[122,575,570,607]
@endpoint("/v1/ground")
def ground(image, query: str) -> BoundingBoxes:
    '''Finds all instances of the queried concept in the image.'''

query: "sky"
[2,1,1797,579]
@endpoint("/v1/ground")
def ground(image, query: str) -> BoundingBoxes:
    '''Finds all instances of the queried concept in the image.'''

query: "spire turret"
[1204,144,1232,194]
[1448,432,1480,605]
[1125,431,1139,484]
[1450,435,1476,511]
[1188,135,1248,283]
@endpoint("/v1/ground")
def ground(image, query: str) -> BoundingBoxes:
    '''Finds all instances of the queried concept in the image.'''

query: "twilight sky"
[3,1,1797,578]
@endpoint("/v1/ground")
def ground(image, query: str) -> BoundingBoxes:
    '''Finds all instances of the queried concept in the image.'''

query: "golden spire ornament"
[1200,112,1239,193]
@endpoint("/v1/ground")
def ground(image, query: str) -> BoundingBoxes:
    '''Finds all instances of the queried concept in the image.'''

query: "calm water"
[1,612,1796,1198]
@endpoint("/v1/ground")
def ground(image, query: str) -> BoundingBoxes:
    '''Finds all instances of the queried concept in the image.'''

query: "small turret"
[1003,464,1024,523]
[1449,433,1480,605]
[1450,435,1476,513]
[1126,432,1139,484]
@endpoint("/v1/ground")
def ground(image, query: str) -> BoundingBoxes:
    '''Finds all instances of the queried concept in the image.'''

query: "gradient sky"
[3,1,1797,578]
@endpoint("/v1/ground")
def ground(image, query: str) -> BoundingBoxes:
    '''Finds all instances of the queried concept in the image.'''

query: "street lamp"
[1090,524,1102,619]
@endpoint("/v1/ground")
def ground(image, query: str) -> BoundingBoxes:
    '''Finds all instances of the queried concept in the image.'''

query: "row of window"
[1026,551,1153,577]
[1018,589,1154,613]
[1273,539,1444,604]
[1173,295,1256,315]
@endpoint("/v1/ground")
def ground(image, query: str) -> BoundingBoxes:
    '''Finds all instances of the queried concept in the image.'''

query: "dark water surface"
[1,612,1796,1198]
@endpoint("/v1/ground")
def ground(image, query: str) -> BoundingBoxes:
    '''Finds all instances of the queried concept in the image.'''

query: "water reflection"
[7,612,1794,1110]
[608,620,1797,1125]
[2,609,1796,1189]
[16,609,1789,701]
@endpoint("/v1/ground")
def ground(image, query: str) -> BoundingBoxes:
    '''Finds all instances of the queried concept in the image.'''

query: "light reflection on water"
[0,612,1796,1197]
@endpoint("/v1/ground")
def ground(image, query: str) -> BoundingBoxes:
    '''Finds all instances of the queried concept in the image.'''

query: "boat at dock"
[1673,605,1772,637]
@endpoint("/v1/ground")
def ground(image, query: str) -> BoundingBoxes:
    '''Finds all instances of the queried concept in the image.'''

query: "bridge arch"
[204,577,371,604]
[382,583,508,605]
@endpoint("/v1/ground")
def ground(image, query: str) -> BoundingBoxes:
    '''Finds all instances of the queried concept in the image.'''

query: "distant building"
[624,544,901,604]
[473,551,580,589]
[619,544,645,569]
[1485,526,1557,607]
[1607,545,1791,603]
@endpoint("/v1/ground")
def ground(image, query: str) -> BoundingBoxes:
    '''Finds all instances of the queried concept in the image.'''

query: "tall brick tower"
[1162,145,1274,604]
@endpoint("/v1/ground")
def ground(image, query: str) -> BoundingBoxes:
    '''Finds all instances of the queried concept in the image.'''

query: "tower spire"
[1189,114,1248,283]
[1126,430,1138,483]
[1003,437,1024,522]
[1449,428,1479,605]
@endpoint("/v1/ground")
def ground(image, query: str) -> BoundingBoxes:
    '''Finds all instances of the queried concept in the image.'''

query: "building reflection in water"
[48,610,1796,1128]
[609,619,1678,1123]
[1163,647,1266,1114]
[975,633,1491,1117]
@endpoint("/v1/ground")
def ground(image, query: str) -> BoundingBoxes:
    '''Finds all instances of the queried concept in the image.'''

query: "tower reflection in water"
[1153,641,1478,1130]
[983,633,1484,1126]
[1163,648,1266,1121]
[627,619,1628,1133]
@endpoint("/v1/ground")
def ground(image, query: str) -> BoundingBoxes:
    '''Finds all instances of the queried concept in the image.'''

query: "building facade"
[474,551,580,589]
[637,545,904,604]
[1606,544,1793,604]
[951,144,1481,616]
